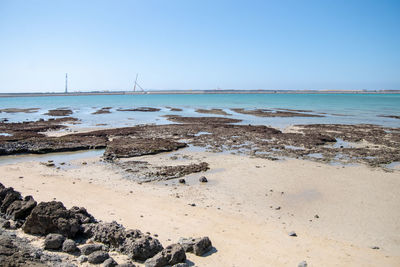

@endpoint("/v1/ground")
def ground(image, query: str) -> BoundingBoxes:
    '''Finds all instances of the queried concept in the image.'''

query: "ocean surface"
[0,93,399,129]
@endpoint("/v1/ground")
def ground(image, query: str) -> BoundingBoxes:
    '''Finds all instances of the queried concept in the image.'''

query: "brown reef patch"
[231,108,324,117]
[163,115,241,124]
[195,109,231,116]
[44,109,73,116]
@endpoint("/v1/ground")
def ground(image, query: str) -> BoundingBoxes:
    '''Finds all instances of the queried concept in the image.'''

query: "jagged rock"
[22,201,80,238]
[69,206,96,224]
[178,237,212,256]
[77,255,88,263]
[104,137,187,160]
[62,239,78,253]
[89,221,129,247]
[123,236,164,261]
[88,251,109,264]
[0,187,22,213]
[172,264,188,267]
[5,195,37,220]
[103,257,118,267]
[44,233,65,250]
[144,244,186,267]
[80,243,104,255]
[199,176,208,183]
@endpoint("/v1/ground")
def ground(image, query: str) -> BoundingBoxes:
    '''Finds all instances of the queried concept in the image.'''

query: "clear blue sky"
[0,0,399,92]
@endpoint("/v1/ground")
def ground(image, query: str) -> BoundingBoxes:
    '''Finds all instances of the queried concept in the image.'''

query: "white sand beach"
[2,149,399,266]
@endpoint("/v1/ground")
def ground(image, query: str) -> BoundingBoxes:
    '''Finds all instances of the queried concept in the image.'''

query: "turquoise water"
[0,93,399,128]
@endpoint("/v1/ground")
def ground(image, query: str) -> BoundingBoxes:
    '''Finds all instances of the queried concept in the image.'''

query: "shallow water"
[0,149,105,167]
[0,93,399,128]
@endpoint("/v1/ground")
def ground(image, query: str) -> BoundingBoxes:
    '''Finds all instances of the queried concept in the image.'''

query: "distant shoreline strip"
[0,90,399,98]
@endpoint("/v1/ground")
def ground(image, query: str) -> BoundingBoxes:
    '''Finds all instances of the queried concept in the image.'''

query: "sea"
[0,93,399,129]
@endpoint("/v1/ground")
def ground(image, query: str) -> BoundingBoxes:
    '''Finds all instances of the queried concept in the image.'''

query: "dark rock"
[62,239,78,253]
[123,236,164,261]
[314,214,319,219]
[178,179,186,184]
[163,115,241,124]
[172,264,188,267]
[199,176,208,183]
[44,109,73,117]
[104,137,187,160]
[144,244,186,267]
[371,246,380,250]
[77,255,88,263]
[0,187,22,213]
[69,206,96,224]
[80,243,104,255]
[22,201,80,238]
[88,221,129,247]
[117,107,161,112]
[178,237,212,256]
[44,233,65,250]
[288,231,297,237]
[5,195,37,220]
[103,257,118,267]
[298,260,308,267]
[88,251,109,264]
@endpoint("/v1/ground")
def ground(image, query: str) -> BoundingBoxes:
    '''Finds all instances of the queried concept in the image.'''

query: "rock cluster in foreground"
[0,182,213,266]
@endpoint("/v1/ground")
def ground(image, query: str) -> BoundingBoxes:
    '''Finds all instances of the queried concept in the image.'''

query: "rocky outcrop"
[117,107,161,112]
[84,221,164,261]
[104,137,187,160]
[22,201,81,238]
[178,237,212,256]
[44,109,73,117]
[163,115,241,124]
[0,183,212,266]
[0,187,22,213]
[144,244,186,267]
[5,195,37,220]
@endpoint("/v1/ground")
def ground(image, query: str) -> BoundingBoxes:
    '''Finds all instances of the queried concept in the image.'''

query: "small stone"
[288,231,297,237]
[371,246,380,250]
[77,255,88,263]
[88,251,109,264]
[189,203,196,207]
[178,179,186,184]
[44,233,65,250]
[62,239,78,253]
[298,260,307,267]
[275,206,281,210]
[103,257,118,267]
[82,161,87,165]
[199,176,208,183]
[80,243,104,255]
[314,214,319,219]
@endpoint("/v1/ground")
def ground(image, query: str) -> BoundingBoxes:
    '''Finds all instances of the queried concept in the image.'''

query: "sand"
[1,147,399,266]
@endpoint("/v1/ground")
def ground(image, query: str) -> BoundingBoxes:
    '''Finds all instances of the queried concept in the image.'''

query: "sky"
[0,0,399,93]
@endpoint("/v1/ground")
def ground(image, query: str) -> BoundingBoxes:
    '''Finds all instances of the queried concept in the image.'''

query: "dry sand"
[1,149,399,266]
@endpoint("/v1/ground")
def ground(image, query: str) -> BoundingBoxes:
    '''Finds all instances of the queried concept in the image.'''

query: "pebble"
[179,178,186,184]
[199,176,208,183]
[298,260,307,267]
[288,231,297,237]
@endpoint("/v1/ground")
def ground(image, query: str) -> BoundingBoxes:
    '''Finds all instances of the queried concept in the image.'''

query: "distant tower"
[65,73,68,93]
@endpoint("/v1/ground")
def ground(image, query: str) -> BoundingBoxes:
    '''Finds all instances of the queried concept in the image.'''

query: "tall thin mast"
[65,73,68,93]
[133,73,138,92]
